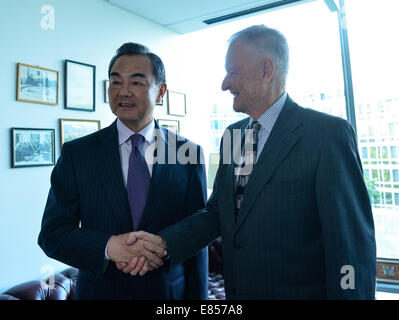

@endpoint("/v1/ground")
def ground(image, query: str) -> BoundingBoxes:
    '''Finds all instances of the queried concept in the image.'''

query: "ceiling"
[105,0,304,34]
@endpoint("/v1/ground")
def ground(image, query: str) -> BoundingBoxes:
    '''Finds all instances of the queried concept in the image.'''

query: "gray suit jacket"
[159,96,376,299]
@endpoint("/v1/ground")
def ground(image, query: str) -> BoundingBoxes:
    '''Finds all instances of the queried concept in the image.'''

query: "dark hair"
[108,42,166,84]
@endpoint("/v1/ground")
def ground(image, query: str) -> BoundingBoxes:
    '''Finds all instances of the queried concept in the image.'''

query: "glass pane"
[179,0,346,190]
[346,0,399,259]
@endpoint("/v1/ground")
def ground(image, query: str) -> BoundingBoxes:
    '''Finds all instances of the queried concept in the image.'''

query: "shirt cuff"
[105,237,111,260]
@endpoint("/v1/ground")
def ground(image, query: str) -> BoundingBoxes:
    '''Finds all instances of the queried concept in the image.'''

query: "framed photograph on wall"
[60,118,101,146]
[65,59,96,111]
[104,80,109,103]
[158,119,180,134]
[167,90,186,116]
[11,128,55,168]
[17,63,59,105]
[377,258,399,284]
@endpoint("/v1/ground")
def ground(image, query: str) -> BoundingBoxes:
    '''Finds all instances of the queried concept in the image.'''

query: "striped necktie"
[235,120,262,216]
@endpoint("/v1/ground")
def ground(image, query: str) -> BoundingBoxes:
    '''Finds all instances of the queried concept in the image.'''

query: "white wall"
[0,0,193,292]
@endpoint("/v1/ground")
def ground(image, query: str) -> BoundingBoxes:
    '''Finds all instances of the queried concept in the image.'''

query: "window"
[384,170,391,183]
[372,169,379,181]
[181,0,399,262]
[182,0,347,188]
[346,0,399,259]
[361,147,368,159]
[370,147,377,159]
[391,146,399,159]
[386,193,393,205]
[395,193,399,206]
[382,147,389,159]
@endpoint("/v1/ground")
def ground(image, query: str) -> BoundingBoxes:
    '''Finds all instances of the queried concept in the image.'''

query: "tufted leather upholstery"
[0,239,225,300]
[0,268,77,300]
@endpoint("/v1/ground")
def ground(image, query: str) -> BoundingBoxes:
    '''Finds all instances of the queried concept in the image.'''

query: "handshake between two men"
[107,231,168,276]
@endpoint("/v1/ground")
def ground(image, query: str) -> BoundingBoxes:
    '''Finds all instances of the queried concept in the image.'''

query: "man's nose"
[221,75,230,91]
[119,83,132,96]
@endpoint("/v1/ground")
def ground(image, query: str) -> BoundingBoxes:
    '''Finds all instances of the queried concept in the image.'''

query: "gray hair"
[229,25,289,87]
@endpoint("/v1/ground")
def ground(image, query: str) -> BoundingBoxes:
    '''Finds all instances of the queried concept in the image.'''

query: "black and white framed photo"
[60,118,101,146]
[11,128,55,168]
[167,90,186,117]
[17,63,59,105]
[65,59,96,111]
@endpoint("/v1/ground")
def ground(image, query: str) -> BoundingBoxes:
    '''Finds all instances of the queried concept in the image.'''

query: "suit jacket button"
[234,243,242,250]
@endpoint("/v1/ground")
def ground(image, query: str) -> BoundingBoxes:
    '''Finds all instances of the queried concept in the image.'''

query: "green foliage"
[364,175,381,204]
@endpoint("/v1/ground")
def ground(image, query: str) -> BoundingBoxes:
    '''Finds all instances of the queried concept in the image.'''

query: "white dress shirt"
[117,118,157,183]
[249,92,287,159]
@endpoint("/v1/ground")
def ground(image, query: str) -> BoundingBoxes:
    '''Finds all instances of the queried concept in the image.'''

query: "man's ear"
[156,83,167,104]
[262,58,275,82]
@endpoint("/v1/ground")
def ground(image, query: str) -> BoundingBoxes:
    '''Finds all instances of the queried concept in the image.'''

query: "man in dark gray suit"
[123,25,376,299]
[38,43,208,300]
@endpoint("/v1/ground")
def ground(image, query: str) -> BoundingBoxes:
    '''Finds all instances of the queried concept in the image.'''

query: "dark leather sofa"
[0,238,225,300]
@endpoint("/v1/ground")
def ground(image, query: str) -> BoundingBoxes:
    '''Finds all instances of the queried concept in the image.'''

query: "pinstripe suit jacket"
[159,96,376,299]
[38,120,208,300]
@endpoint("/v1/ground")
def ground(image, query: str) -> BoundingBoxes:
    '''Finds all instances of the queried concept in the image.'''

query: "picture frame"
[158,119,180,134]
[377,258,399,284]
[60,118,101,146]
[16,63,59,105]
[167,90,186,116]
[104,80,109,103]
[11,128,55,168]
[65,59,96,111]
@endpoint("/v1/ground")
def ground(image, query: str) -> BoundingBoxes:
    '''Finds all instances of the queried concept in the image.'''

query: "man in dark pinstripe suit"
[38,43,208,300]
[126,25,377,299]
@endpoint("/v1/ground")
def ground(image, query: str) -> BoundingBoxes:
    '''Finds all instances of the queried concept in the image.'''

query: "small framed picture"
[17,63,59,105]
[158,119,180,134]
[167,90,186,116]
[60,118,101,146]
[11,128,55,168]
[65,60,96,111]
[377,259,399,284]
[104,80,109,103]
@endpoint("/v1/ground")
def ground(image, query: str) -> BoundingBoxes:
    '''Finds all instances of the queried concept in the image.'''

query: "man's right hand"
[107,231,167,270]
[115,231,168,276]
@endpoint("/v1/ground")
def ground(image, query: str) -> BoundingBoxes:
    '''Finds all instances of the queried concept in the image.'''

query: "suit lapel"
[217,119,249,231]
[235,98,302,233]
[95,121,132,230]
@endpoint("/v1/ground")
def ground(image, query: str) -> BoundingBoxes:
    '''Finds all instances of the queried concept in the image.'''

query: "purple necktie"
[126,134,151,231]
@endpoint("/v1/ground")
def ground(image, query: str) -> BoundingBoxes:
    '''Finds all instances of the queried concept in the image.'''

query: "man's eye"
[111,81,121,86]
[133,81,144,86]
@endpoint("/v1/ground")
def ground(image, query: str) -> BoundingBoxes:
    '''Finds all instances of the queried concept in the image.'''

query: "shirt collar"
[249,92,287,132]
[117,118,156,146]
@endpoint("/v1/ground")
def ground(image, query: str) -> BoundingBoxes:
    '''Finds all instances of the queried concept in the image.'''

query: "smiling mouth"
[119,102,136,108]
